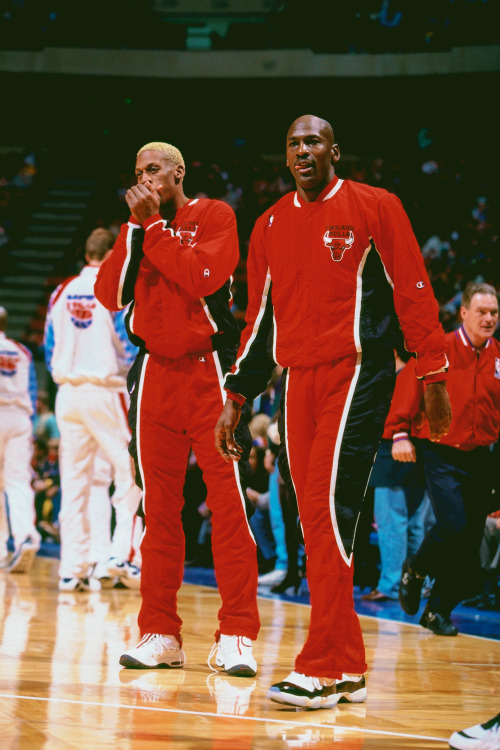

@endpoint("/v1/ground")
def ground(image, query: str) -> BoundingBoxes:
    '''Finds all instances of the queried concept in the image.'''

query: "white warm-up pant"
[89,451,143,567]
[0,405,40,557]
[56,383,141,580]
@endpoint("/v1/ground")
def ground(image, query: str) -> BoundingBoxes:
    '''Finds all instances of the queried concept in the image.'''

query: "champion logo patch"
[67,294,96,329]
[323,226,355,262]
[416,281,426,289]
[495,358,500,379]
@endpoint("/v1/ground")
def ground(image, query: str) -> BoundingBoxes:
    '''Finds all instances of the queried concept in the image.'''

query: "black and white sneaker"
[449,712,500,749]
[268,671,367,709]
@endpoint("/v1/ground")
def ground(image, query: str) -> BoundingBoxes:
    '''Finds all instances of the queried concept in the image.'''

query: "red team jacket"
[385,326,500,451]
[225,176,448,402]
[95,198,241,360]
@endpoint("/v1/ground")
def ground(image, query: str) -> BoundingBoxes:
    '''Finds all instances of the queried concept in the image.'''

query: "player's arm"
[94,221,144,311]
[140,201,240,298]
[374,193,452,439]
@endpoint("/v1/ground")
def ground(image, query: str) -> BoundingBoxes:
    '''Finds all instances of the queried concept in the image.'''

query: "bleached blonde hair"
[137,141,185,168]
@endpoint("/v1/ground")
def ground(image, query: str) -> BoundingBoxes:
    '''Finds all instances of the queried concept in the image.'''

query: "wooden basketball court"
[0,556,498,749]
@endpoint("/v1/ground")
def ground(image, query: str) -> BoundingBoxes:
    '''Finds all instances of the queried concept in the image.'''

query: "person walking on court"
[0,306,41,573]
[390,282,500,635]
[215,114,452,708]
[45,228,142,591]
[95,141,260,675]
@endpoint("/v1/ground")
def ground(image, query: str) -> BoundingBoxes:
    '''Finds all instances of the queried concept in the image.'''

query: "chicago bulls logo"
[67,294,96,329]
[0,350,19,377]
[176,221,199,246]
[323,226,355,262]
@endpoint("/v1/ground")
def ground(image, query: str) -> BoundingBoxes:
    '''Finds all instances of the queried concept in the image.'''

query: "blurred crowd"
[0,0,497,53]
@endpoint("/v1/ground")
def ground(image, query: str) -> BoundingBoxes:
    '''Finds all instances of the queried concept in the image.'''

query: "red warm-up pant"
[281,351,394,678]
[129,350,260,641]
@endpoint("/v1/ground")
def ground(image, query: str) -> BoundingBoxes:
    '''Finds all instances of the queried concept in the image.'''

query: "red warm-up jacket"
[385,326,500,451]
[95,198,241,360]
[225,176,447,403]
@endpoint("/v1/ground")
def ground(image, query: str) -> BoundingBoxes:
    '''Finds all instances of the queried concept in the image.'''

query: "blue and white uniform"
[0,331,40,561]
[45,265,141,582]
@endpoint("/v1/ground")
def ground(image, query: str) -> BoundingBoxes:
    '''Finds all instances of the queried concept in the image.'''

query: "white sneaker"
[449,712,500,749]
[58,577,92,592]
[268,670,367,709]
[258,568,287,586]
[208,634,257,677]
[8,537,38,574]
[108,558,141,589]
[120,633,186,669]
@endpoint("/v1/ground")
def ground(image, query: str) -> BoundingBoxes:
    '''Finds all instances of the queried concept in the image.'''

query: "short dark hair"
[85,228,115,261]
[461,281,498,308]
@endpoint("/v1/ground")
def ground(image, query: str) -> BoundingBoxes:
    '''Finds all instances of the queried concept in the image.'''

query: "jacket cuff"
[142,213,165,231]
[225,390,246,406]
[393,432,410,442]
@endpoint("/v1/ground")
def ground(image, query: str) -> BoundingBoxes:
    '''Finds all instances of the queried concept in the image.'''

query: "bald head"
[287,115,334,146]
[286,115,340,202]
[0,306,7,332]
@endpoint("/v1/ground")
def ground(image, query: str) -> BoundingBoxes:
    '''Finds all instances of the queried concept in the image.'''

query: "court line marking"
[0,692,446,743]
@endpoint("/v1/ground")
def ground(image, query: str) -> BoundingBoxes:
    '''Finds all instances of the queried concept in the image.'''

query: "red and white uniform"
[0,332,40,559]
[45,266,141,581]
[225,177,447,678]
[95,198,260,641]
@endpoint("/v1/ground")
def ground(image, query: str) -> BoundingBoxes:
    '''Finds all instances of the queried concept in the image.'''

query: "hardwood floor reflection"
[0,557,498,749]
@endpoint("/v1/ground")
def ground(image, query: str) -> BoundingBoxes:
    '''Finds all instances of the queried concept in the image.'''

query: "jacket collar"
[293,176,343,207]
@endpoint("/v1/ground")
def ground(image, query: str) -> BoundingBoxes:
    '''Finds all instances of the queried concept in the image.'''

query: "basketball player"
[44,228,142,591]
[95,141,260,675]
[215,114,452,707]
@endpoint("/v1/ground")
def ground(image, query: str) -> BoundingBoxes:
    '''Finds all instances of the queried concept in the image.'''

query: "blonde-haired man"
[95,141,260,675]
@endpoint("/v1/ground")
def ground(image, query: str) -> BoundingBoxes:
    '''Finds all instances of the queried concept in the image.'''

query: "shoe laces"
[138,633,177,658]
[207,635,252,673]
[285,671,334,692]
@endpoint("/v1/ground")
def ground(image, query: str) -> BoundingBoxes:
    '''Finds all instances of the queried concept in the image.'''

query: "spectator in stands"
[247,443,275,573]
[362,348,432,602]
[32,436,61,543]
[391,281,500,635]
[33,390,60,441]
[462,509,500,611]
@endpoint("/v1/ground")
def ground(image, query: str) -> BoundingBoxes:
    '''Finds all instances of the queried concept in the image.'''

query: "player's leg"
[56,385,97,586]
[269,353,394,707]
[123,354,190,652]
[4,410,40,572]
[189,352,260,675]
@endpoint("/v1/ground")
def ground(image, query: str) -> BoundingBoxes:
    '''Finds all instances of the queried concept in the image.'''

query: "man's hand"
[125,183,161,224]
[414,381,452,442]
[215,399,243,462]
[392,439,417,463]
